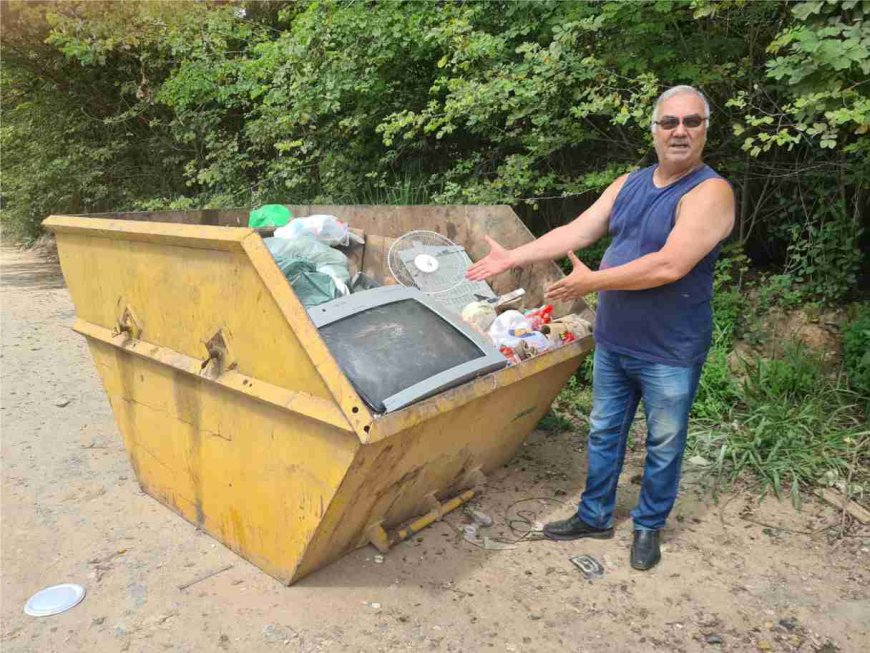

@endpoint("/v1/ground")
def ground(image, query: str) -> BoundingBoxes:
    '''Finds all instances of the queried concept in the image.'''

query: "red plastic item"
[499,345,521,366]
[524,305,553,331]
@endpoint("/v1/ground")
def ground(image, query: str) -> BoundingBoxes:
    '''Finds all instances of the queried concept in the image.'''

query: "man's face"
[652,93,708,168]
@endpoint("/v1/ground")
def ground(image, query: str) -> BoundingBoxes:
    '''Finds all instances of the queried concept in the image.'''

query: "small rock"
[91,617,106,627]
[528,610,543,621]
[778,617,798,631]
[263,624,293,643]
[54,398,71,408]
[373,555,384,564]
[756,641,772,651]
[370,602,381,610]
[554,488,567,496]
[705,634,722,645]
[687,455,710,467]
[468,509,493,527]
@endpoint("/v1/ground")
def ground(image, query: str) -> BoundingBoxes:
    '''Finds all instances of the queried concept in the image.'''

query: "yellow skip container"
[44,205,594,584]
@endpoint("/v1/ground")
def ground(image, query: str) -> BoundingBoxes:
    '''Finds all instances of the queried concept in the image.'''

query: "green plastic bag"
[248,204,292,228]
[272,257,340,307]
[264,236,350,285]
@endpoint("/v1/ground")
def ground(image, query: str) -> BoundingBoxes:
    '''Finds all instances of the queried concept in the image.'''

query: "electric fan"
[387,230,496,313]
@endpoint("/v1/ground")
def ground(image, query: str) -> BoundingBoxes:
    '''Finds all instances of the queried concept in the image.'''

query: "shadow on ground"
[0,252,65,291]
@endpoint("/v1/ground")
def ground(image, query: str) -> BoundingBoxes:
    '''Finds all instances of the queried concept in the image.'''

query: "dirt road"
[1,244,867,652]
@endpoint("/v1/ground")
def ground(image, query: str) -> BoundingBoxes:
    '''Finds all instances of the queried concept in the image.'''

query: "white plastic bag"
[487,310,532,348]
[511,331,554,354]
[274,215,350,246]
[461,301,497,332]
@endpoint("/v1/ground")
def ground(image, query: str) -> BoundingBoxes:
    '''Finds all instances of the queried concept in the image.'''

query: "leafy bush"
[692,251,745,419]
[843,303,870,412]
[780,185,864,304]
[756,274,804,312]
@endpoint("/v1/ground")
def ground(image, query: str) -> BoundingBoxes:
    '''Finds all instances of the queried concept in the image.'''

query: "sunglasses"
[653,114,708,130]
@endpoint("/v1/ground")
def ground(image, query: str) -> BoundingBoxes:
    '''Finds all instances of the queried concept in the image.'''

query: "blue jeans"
[577,346,703,531]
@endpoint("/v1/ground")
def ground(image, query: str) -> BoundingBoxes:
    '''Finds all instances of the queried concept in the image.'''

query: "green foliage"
[690,342,868,504]
[756,274,805,312]
[737,0,870,169]
[0,1,198,240]
[551,374,593,423]
[2,0,867,276]
[741,181,863,309]
[692,249,745,419]
[743,342,825,403]
[688,247,868,499]
[780,189,863,304]
[842,303,870,411]
[537,410,574,435]
[692,345,741,421]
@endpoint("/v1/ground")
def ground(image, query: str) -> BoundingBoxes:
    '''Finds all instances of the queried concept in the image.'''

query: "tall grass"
[842,302,870,415]
[355,173,441,206]
[689,343,869,504]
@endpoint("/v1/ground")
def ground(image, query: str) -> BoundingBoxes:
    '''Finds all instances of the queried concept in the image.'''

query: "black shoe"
[543,514,614,541]
[630,530,661,570]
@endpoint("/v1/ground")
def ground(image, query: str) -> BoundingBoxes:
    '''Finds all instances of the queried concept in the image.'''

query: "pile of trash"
[252,203,592,363]
[461,298,591,366]
[252,206,368,307]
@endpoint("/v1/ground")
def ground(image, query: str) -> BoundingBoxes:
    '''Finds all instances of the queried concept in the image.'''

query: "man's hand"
[465,236,516,281]
[545,251,596,302]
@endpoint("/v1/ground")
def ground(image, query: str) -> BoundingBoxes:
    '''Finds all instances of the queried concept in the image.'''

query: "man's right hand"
[465,236,516,281]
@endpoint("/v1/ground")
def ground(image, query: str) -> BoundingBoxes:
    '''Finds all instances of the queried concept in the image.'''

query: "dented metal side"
[293,352,586,582]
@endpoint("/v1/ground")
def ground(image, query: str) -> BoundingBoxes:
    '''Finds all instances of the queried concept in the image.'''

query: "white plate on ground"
[24,584,86,617]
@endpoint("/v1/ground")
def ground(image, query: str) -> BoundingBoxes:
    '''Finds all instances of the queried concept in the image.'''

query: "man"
[466,85,734,570]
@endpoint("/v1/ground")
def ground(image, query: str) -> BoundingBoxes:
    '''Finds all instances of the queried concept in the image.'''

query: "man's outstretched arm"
[546,178,735,301]
[465,174,629,281]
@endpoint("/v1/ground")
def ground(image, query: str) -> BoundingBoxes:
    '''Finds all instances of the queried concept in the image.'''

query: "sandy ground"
[1,244,868,653]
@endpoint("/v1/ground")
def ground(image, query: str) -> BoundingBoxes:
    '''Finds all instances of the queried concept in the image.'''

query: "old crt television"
[308,286,507,413]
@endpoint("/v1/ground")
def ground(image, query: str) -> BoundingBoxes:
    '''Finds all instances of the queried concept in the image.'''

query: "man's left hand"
[545,251,596,302]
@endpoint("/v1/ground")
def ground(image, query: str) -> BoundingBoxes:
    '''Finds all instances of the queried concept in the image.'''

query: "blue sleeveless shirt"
[594,164,724,367]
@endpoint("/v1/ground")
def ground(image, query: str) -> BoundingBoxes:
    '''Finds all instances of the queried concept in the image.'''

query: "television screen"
[309,287,506,413]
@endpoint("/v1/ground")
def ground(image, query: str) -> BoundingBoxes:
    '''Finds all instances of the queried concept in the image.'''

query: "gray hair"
[651,85,710,132]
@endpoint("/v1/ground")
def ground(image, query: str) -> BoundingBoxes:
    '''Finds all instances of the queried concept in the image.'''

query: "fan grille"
[387,230,496,313]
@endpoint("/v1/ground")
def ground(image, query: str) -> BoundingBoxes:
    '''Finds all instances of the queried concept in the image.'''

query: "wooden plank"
[361,234,398,284]
[815,488,870,524]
